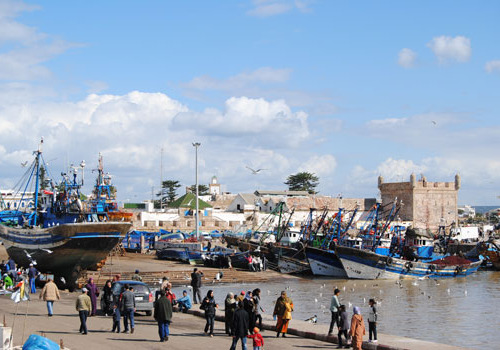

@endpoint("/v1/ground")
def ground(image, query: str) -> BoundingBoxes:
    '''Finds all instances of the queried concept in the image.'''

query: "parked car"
[108,280,154,316]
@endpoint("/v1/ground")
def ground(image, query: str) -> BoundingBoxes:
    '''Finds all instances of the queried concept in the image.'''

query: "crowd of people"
[2,257,379,349]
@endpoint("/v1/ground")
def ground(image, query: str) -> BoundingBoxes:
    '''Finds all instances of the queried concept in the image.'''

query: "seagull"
[305,315,318,323]
[21,161,28,167]
[246,166,266,175]
[431,120,437,125]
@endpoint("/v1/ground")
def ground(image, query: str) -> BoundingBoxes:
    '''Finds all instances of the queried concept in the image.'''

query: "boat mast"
[32,138,43,226]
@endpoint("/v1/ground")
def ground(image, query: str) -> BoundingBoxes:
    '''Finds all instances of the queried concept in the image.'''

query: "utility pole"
[160,147,164,210]
[192,142,201,239]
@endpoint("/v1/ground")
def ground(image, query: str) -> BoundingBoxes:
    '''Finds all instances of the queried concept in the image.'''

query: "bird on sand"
[246,166,266,175]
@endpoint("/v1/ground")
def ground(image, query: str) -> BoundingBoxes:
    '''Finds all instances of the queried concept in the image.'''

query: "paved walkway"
[0,291,331,350]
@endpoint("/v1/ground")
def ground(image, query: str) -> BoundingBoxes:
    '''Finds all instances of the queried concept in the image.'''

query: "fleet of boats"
[1,140,499,289]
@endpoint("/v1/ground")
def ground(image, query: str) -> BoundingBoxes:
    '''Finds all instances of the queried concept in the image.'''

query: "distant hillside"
[473,206,499,214]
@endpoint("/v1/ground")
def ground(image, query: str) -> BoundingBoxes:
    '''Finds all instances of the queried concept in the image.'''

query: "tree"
[188,184,209,196]
[157,180,181,206]
[284,172,319,194]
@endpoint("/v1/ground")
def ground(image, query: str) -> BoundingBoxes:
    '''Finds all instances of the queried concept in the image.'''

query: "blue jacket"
[176,295,192,309]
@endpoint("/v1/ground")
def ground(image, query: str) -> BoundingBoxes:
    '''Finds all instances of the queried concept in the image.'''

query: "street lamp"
[192,142,201,239]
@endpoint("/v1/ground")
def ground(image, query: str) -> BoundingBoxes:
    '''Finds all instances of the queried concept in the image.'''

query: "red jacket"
[247,333,264,346]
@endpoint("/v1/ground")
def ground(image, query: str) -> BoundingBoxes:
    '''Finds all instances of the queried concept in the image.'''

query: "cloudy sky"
[0,0,499,205]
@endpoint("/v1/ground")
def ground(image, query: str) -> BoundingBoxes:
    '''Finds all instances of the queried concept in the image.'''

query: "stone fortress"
[378,173,460,231]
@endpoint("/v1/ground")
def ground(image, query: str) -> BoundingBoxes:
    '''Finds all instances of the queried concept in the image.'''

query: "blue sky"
[0,0,499,205]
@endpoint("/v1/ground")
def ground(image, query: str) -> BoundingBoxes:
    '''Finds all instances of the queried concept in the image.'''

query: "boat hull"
[335,245,482,280]
[0,222,131,289]
[278,256,311,274]
[305,246,347,278]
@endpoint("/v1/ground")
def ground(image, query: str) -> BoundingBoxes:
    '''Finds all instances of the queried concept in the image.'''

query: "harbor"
[1,2,500,349]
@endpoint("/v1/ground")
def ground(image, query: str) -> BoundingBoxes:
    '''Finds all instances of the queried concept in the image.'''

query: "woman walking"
[85,277,99,316]
[102,280,113,316]
[273,291,293,337]
[349,306,366,350]
[252,288,264,331]
[201,290,218,337]
[224,292,237,335]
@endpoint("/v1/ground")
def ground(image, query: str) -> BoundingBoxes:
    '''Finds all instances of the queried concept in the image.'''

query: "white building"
[227,193,264,213]
[458,205,476,218]
[0,190,34,211]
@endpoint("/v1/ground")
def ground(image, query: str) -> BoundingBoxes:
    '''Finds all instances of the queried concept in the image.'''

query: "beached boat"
[0,141,131,290]
[335,245,481,279]
[305,246,347,277]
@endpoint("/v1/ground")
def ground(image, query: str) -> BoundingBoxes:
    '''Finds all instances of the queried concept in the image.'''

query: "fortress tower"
[378,173,460,231]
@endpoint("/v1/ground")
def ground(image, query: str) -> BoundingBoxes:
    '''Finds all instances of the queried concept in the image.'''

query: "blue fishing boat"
[0,140,131,290]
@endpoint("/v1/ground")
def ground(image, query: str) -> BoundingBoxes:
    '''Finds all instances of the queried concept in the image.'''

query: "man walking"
[328,288,341,335]
[76,288,91,334]
[122,285,136,334]
[230,301,249,350]
[154,290,173,342]
[28,263,38,294]
[190,268,203,304]
[39,278,60,316]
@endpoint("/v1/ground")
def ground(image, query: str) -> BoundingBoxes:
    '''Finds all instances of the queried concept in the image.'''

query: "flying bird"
[431,120,437,125]
[21,161,28,167]
[246,166,266,175]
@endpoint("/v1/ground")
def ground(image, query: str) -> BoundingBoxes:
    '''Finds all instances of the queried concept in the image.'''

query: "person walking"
[230,301,249,350]
[252,289,264,332]
[247,327,264,350]
[27,263,38,294]
[224,292,237,335]
[328,288,341,335]
[154,290,173,342]
[175,290,192,312]
[337,305,350,349]
[85,277,99,316]
[191,268,203,304]
[368,299,378,343]
[200,290,218,337]
[102,280,114,316]
[76,288,91,335]
[349,306,365,350]
[273,291,293,338]
[122,285,136,334]
[39,278,60,316]
[243,291,255,332]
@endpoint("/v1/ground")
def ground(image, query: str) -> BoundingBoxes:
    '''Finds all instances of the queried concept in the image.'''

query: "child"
[247,327,264,350]
[337,305,350,349]
[368,298,378,343]
[111,302,121,333]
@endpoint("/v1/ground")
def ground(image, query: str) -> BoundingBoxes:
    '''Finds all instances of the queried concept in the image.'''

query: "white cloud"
[485,60,500,73]
[427,35,471,63]
[299,154,337,177]
[398,48,417,68]
[173,96,309,148]
[0,91,320,200]
[247,0,311,17]
[183,67,291,91]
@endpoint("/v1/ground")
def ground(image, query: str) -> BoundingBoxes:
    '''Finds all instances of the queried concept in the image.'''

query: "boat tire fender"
[405,261,413,271]
[429,264,436,272]
[386,257,393,266]
[455,265,463,275]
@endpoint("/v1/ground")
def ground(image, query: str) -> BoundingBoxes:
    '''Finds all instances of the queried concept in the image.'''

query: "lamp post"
[192,142,201,239]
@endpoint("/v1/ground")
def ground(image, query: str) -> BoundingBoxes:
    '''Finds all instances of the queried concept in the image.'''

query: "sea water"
[172,270,500,349]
